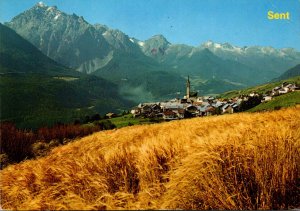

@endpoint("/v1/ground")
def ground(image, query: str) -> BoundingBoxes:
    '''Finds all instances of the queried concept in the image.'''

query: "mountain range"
[1,2,300,128]
[6,2,300,98]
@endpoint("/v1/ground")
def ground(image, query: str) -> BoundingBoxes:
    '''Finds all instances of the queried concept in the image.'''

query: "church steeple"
[186,76,190,99]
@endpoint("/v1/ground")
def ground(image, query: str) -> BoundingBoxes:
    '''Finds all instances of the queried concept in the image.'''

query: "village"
[130,77,300,120]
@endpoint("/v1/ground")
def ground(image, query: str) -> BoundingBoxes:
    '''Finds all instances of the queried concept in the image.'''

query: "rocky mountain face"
[6,2,153,74]
[6,2,112,74]
[5,2,300,98]
[140,35,171,57]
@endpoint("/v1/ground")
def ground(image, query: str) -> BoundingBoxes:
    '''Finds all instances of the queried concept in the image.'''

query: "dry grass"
[1,106,300,210]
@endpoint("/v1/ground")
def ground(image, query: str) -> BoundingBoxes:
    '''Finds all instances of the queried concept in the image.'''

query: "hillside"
[1,106,299,210]
[249,91,300,112]
[276,64,300,81]
[0,74,133,129]
[0,24,133,128]
[219,75,300,99]
[0,23,75,76]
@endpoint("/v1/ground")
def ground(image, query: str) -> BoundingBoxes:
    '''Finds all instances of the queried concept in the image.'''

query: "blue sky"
[0,0,299,50]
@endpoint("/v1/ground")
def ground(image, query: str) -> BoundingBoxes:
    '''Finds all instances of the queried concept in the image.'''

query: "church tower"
[186,76,190,99]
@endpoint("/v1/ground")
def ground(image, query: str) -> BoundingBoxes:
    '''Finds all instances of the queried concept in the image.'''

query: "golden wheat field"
[1,106,300,210]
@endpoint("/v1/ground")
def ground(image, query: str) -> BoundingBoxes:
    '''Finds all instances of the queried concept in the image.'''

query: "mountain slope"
[168,48,261,85]
[249,91,300,112]
[275,64,300,81]
[0,23,76,76]
[219,75,300,99]
[141,34,171,57]
[194,78,247,95]
[0,74,133,128]
[1,106,299,209]
[0,24,133,128]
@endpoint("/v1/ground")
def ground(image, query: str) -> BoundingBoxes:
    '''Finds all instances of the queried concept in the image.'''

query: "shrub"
[0,122,36,163]
[96,120,116,130]
[83,115,90,123]
[37,124,101,143]
[73,119,81,125]
[274,106,282,110]
[0,122,102,167]
[239,95,263,111]
[31,141,48,157]
[0,153,10,169]
[90,114,101,122]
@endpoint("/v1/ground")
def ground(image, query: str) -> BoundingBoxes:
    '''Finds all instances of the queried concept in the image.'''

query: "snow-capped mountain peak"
[201,40,243,54]
[46,6,58,12]
[128,37,145,47]
[37,1,46,7]
[221,42,234,49]
[138,41,145,47]
[202,40,214,48]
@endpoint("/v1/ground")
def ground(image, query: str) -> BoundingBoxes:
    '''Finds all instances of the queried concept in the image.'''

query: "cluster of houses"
[130,76,239,120]
[130,78,299,121]
[131,97,240,120]
[266,82,299,99]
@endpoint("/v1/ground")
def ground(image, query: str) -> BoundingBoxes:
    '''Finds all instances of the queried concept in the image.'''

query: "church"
[184,76,198,100]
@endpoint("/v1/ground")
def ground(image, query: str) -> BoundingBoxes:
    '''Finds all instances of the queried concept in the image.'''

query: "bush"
[96,120,116,130]
[239,95,263,111]
[0,121,102,167]
[91,114,101,122]
[274,106,282,110]
[0,153,10,169]
[73,119,81,125]
[37,124,101,143]
[0,122,36,163]
[31,141,48,157]
[83,115,90,124]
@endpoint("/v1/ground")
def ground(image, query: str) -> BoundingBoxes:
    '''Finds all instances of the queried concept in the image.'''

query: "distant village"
[130,77,299,120]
